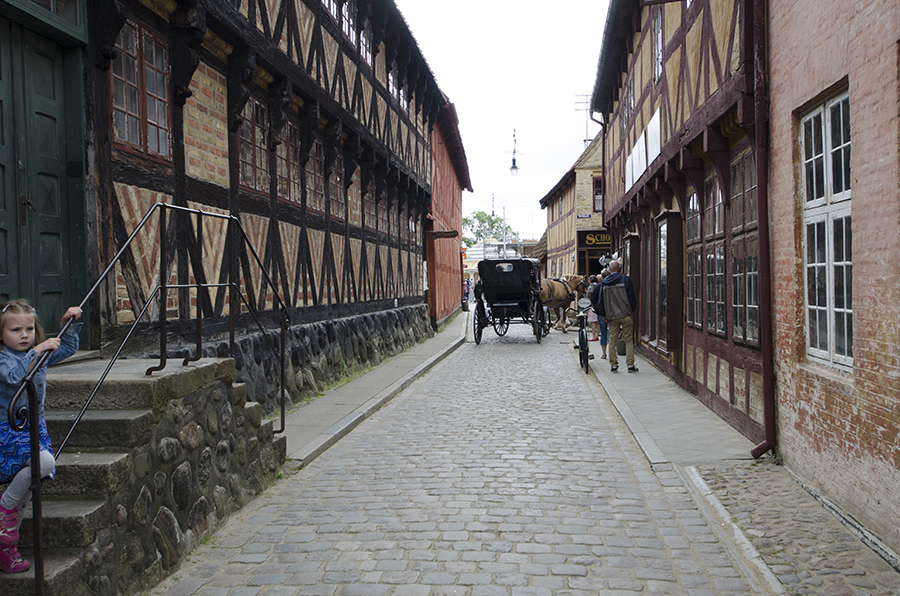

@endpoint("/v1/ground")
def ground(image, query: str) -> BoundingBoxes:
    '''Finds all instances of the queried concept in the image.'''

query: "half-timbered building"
[1,0,460,399]
[539,135,610,280]
[593,0,900,558]
[590,0,772,447]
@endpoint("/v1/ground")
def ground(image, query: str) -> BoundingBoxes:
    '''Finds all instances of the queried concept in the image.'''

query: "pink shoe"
[0,507,18,546]
[0,546,30,573]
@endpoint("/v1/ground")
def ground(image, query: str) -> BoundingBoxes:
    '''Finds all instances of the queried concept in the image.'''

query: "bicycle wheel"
[579,326,590,373]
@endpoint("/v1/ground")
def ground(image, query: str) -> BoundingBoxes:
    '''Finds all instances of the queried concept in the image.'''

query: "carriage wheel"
[473,301,485,345]
[493,317,509,336]
[541,307,551,337]
[532,301,542,343]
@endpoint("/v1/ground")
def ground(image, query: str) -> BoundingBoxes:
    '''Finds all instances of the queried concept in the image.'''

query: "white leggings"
[0,450,56,524]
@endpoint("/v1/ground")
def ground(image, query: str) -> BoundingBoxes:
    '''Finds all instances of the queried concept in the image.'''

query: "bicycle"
[568,297,594,374]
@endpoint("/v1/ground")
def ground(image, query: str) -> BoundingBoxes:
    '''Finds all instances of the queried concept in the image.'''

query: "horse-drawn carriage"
[472,258,548,344]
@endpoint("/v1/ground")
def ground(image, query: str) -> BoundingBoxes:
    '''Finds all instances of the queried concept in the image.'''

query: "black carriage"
[472,258,548,344]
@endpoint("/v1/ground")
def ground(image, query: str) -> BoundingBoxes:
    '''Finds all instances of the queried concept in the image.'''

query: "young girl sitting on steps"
[0,300,81,573]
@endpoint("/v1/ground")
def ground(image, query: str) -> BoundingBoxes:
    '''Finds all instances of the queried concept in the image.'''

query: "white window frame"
[801,92,852,367]
[653,8,663,84]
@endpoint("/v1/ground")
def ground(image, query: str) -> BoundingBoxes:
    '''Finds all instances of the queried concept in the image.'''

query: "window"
[321,0,338,20]
[593,178,603,212]
[731,151,757,231]
[239,98,269,192]
[360,20,373,67]
[704,173,723,238]
[341,0,356,45]
[685,191,700,242]
[111,21,171,161]
[305,138,325,212]
[364,182,376,229]
[387,62,398,100]
[276,122,301,203]
[653,8,663,84]
[329,154,345,220]
[686,248,702,326]
[706,243,724,334]
[731,150,759,344]
[802,93,852,365]
[658,220,667,344]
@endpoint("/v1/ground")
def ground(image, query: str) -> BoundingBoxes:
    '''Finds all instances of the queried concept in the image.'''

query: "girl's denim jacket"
[0,324,81,421]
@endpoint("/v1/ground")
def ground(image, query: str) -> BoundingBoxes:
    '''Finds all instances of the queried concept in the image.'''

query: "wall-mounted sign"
[577,230,611,250]
[576,214,591,219]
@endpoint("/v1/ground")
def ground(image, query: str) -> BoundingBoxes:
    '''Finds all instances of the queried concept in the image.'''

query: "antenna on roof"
[576,94,591,148]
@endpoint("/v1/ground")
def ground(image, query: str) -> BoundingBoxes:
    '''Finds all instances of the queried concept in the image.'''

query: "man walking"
[592,260,638,373]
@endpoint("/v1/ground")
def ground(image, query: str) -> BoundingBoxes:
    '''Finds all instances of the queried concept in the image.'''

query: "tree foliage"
[461,211,518,248]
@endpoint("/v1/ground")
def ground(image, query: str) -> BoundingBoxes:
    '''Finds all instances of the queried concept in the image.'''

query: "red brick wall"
[427,121,464,324]
[768,0,900,552]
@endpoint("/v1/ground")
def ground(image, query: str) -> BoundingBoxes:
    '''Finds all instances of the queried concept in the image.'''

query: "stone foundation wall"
[228,305,434,413]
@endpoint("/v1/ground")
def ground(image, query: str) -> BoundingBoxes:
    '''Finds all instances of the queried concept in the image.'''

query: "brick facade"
[768,0,900,555]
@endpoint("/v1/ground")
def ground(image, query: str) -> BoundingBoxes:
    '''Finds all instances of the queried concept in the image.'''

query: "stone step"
[43,452,131,498]
[0,554,88,596]
[44,409,155,449]
[19,500,107,549]
[45,358,235,413]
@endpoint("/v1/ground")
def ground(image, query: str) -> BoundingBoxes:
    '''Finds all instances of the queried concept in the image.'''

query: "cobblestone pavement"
[696,462,900,596]
[150,324,899,596]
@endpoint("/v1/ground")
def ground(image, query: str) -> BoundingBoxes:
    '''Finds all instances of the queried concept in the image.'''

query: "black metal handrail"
[6,202,289,595]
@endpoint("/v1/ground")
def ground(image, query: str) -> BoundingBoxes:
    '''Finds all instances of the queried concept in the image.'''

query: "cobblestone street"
[151,322,900,596]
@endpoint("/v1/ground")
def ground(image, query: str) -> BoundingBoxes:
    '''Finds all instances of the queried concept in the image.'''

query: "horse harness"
[541,276,586,308]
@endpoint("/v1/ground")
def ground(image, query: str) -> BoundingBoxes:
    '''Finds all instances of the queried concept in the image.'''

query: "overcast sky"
[393,0,610,241]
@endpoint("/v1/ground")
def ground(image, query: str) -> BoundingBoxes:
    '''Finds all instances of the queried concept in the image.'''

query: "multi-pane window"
[593,178,603,212]
[387,63,398,100]
[653,8,663,84]
[321,0,338,20]
[685,191,700,242]
[704,174,723,238]
[686,248,702,326]
[360,20,373,67]
[305,139,325,212]
[111,21,171,160]
[657,220,667,344]
[329,154,346,220]
[341,0,356,44]
[364,183,376,229]
[378,198,389,233]
[276,122,301,203]
[730,150,759,343]
[732,151,758,231]
[706,243,725,334]
[239,98,269,192]
[802,93,852,365]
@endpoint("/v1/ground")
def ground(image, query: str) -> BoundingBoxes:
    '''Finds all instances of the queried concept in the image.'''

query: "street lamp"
[510,128,519,176]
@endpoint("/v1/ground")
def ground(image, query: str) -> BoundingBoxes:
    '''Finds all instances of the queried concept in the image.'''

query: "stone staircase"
[0,357,286,596]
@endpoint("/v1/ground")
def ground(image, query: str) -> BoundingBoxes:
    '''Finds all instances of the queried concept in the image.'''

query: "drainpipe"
[750,0,776,459]
[590,111,607,235]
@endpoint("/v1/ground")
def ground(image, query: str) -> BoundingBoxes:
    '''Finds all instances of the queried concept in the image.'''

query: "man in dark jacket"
[592,260,638,372]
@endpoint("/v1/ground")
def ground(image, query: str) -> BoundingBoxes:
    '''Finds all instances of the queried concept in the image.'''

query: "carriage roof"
[477,258,541,288]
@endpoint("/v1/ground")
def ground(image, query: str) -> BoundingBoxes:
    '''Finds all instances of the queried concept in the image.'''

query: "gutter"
[750,0,776,459]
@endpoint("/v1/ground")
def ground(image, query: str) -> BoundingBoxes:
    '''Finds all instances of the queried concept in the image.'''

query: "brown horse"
[539,275,588,332]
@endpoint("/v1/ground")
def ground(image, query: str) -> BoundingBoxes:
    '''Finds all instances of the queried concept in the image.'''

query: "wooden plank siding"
[85,0,445,332]
[591,0,765,443]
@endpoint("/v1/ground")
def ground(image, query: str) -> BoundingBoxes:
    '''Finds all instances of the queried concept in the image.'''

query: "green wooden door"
[0,17,72,331]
